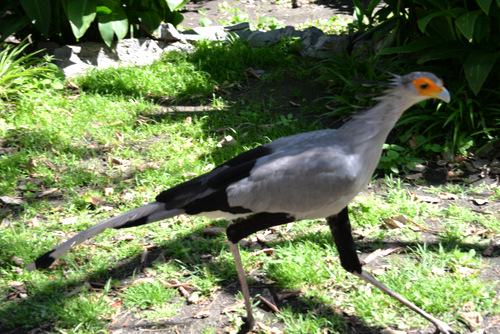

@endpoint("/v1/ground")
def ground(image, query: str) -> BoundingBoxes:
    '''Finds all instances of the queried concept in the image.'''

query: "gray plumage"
[28,72,455,334]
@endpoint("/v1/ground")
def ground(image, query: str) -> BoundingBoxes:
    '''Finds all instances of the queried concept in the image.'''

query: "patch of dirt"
[180,0,362,29]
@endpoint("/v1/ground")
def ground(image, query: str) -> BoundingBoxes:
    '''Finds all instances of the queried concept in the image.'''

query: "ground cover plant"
[0,36,499,334]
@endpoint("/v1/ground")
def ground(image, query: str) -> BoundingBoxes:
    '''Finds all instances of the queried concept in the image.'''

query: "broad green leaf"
[417,10,447,33]
[136,11,161,32]
[378,36,442,55]
[20,0,51,36]
[96,6,112,15]
[0,16,30,40]
[97,3,128,48]
[477,0,492,14]
[417,43,466,63]
[464,51,499,95]
[455,11,480,41]
[66,0,97,39]
[166,0,189,11]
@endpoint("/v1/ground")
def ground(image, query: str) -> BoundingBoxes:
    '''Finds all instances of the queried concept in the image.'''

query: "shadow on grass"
[1,217,491,333]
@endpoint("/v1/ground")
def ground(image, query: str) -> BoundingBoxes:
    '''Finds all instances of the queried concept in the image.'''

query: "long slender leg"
[327,207,457,334]
[228,240,255,334]
[225,213,294,333]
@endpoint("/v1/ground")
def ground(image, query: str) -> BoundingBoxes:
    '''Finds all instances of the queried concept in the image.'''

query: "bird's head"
[390,72,451,104]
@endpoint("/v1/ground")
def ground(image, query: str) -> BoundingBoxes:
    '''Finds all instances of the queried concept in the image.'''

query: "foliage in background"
[0,0,189,47]
[347,0,499,156]
[0,39,63,100]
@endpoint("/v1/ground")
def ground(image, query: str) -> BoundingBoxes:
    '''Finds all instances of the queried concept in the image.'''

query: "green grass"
[0,38,499,333]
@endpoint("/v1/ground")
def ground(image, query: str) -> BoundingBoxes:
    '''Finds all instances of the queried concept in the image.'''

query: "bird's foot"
[433,319,457,334]
[236,316,255,334]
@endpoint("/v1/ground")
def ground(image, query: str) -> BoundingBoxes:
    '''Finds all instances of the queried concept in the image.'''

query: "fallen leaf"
[216,135,237,147]
[110,300,123,308]
[409,192,440,203]
[61,216,78,225]
[193,310,211,318]
[276,289,301,301]
[203,227,226,236]
[120,193,134,201]
[446,170,463,181]
[246,67,261,78]
[438,192,458,200]
[256,321,284,334]
[362,246,404,265]
[104,187,114,196]
[136,162,160,172]
[9,255,25,266]
[113,233,136,241]
[432,267,446,276]
[404,172,423,180]
[472,197,489,205]
[29,216,39,227]
[112,157,130,166]
[251,248,275,256]
[184,116,192,125]
[222,300,245,313]
[85,195,106,207]
[0,196,24,205]
[456,265,478,277]
[460,311,482,330]
[115,131,124,142]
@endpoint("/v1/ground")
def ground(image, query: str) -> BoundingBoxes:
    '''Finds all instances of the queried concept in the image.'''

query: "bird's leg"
[327,207,457,334]
[225,213,295,333]
[354,271,456,334]
[228,239,255,334]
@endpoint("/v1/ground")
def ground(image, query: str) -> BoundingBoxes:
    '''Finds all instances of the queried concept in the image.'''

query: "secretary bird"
[28,72,455,333]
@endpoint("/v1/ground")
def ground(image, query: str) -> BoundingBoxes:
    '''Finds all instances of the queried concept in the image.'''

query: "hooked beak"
[431,87,451,103]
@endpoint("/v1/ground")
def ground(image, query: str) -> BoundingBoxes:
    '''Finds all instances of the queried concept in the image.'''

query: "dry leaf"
[104,187,114,196]
[37,188,58,198]
[136,162,160,172]
[446,170,463,181]
[115,131,124,142]
[438,192,458,200]
[216,135,237,147]
[29,216,39,227]
[184,116,192,125]
[409,192,440,203]
[276,289,301,301]
[61,216,78,225]
[9,255,25,266]
[112,157,130,166]
[193,310,211,318]
[246,67,261,79]
[121,193,134,201]
[251,248,275,256]
[255,321,284,334]
[362,246,404,265]
[86,195,106,207]
[456,265,478,277]
[460,311,482,330]
[472,197,489,205]
[432,267,446,276]
[0,196,24,205]
[404,172,423,180]
[222,300,245,313]
[203,227,226,236]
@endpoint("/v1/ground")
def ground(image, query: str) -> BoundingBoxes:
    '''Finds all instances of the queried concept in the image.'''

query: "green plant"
[0,0,189,47]
[355,0,500,96]
[378,143,423,174]
[0,39,61,100]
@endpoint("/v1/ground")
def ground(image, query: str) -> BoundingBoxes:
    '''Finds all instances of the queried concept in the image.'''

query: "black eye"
[420,83,429,90]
